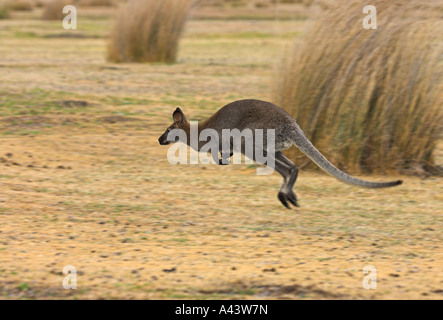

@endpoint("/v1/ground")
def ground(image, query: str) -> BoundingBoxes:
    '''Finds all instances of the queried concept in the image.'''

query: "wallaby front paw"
[218,158,230,165]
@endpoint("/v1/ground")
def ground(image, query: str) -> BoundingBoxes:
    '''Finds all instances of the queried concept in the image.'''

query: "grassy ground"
[0,5,442,299]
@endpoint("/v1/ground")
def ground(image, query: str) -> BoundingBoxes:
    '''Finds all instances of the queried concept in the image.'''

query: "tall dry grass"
[108,0,195,63]
[274,0,443,174]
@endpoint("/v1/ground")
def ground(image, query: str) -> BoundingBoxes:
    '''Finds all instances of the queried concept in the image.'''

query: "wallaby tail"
[291,128,403,188]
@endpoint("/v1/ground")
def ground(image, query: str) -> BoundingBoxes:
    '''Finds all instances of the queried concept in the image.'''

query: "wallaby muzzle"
[158,131,171,145]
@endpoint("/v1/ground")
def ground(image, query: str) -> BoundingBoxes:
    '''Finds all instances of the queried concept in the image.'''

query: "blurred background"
[0,0,441,299]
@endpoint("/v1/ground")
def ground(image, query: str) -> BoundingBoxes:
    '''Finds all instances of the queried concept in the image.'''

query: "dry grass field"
[0,3,442,299]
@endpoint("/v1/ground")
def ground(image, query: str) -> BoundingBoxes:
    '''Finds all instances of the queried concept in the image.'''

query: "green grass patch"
[0,88,93,116]
[16,283,30,291]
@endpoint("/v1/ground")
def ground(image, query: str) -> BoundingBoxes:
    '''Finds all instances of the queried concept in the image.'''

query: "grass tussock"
[7,0,33,11]
[42,0,71,20]
[108,0,195,63]
[0,1,10,19]
[274,0,443,175]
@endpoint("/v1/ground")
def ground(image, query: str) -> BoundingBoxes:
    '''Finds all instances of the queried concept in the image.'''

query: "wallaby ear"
[173,108,185,124]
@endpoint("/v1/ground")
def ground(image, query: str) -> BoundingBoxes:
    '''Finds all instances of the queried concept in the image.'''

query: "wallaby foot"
[287,190,299,207]
[278,191,299,209]
[275,151,299,209]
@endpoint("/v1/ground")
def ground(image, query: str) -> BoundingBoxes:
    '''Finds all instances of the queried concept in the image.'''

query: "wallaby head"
[158,108,188,145]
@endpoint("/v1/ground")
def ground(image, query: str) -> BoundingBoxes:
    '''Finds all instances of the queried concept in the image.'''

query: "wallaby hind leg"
[276,152,299,191]
[252,149,297,209]
[274,161,298,209]
[276,152,299,207]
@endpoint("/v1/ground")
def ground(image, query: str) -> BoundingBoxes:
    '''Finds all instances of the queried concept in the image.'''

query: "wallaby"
[158,99,403,209]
